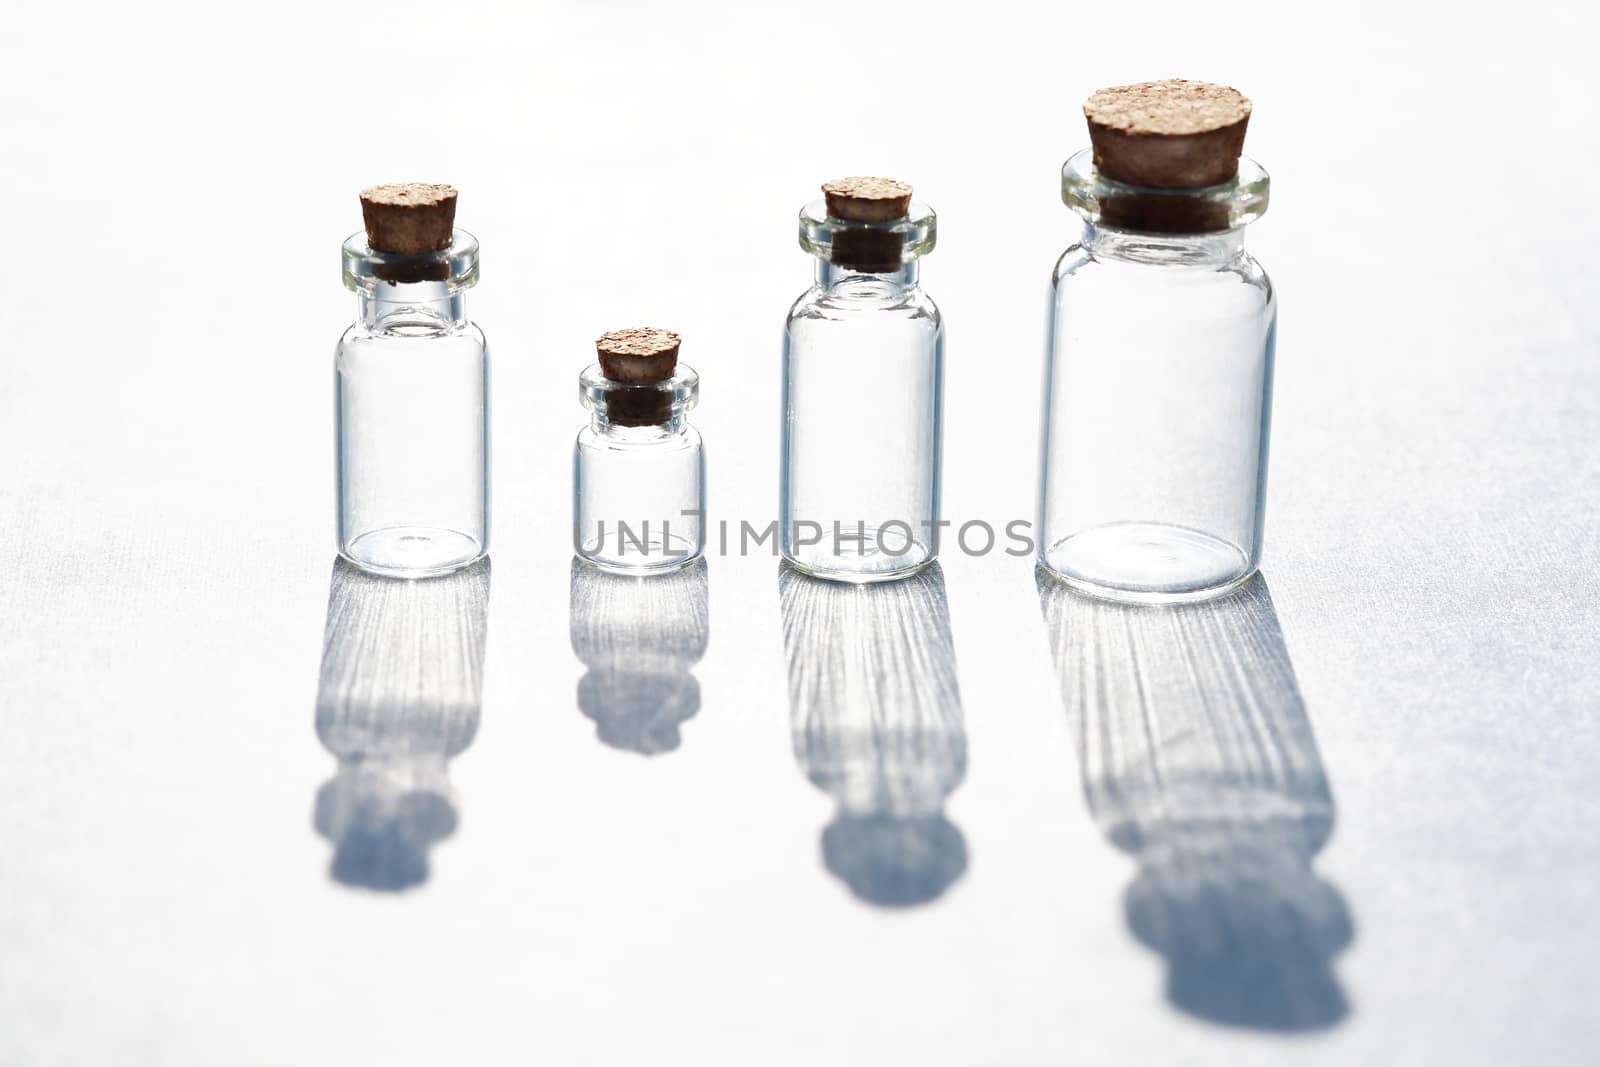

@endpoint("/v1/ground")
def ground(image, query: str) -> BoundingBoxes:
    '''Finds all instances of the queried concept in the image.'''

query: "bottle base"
[1040,522,1254,604]
[780,522,937,584]
[340,526,486,579]
[577,550,704,577]
[576,530,704,576]
[781,553,936,584]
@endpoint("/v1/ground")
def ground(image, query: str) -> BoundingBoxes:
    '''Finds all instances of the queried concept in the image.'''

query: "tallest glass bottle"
[1038,81,1275,602]
[336,183,489,578]
[782,177,944,582]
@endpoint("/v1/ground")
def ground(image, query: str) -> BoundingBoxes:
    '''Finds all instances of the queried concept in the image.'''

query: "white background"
[2,1,1598,1064]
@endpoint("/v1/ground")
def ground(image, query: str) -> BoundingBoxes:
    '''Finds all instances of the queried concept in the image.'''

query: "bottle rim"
[342,229,480,291]
[798,200,937,266]
[1062,149,1269,235]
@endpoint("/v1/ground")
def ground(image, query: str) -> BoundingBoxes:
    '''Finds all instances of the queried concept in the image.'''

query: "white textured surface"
[1,1,1598,1064]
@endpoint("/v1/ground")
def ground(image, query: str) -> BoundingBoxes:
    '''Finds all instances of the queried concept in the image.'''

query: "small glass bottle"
[574,327,704,573]
[1038,81,1276,603]
[782,177,943,582]
[336,183,489,578]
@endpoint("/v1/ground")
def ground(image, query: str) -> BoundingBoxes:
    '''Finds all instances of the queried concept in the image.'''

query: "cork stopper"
[822,177,913,223]
[596,327,681,385]
[359,182,458,255]
[820,176,913,273]
[1084,80,1251,189]
[594,327,683,428]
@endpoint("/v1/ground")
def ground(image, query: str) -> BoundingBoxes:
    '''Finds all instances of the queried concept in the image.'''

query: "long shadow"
[780,561,967,908]
[1036,569,1353,1030]
[313,558,490,891]
[569,557,709,756]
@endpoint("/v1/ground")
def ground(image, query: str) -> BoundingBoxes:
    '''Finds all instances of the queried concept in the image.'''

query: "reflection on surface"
[313,558,490,892]
[570,557,709,755]
[1036,570,1352,1030]
[780,562,966,907]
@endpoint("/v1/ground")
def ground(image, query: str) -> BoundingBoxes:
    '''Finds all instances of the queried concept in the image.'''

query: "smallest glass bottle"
[574,328,704,573]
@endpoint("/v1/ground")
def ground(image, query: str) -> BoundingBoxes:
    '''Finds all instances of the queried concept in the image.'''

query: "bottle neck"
[356,279,466,331]
[1082,223,1246,266]
[815,259,920,294]
[589,407,692,438]
[579,362,699,439]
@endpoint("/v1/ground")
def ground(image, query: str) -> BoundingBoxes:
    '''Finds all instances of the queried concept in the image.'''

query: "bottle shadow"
[569,556,709,756]
[1036,569,1353,1031]
[312,558,490,892]
[779,561,967,908]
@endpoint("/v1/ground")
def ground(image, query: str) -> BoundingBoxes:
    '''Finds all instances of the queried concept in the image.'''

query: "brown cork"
[596,327,681,385]
[821,176,913,273]
[1084,80,1251,189]
[822,177,913,222]
[595,326,682,428]
[359,183,458,254]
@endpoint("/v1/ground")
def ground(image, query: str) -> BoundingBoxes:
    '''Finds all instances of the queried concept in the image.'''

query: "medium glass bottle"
[1038,82,1275,602]
[574,327,704,573]
[336,183,489,578]
[782,177,944,582]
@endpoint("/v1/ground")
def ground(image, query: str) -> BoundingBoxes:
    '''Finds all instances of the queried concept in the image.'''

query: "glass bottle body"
[573,366,704,574]
[335,233,488,578]
[782,260,944,581]
[1038,155,1275,603]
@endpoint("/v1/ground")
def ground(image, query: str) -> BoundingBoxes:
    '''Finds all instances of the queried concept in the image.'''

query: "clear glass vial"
[336,224,489,578]
[574,328,704,573]
[1038,149,1275,603]
[782,178,944,583]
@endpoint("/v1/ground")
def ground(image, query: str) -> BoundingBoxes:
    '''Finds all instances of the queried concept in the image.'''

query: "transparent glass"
[781,200,943,582]
[336,231,489,578]
[573,363,704,573]
[1038,150,1275,603]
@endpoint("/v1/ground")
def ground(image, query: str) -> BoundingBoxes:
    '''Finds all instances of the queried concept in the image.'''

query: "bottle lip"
[798,199,937,265]
[343,229,479,291]
[579,362,700,413]
[1062,149,1269,234]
